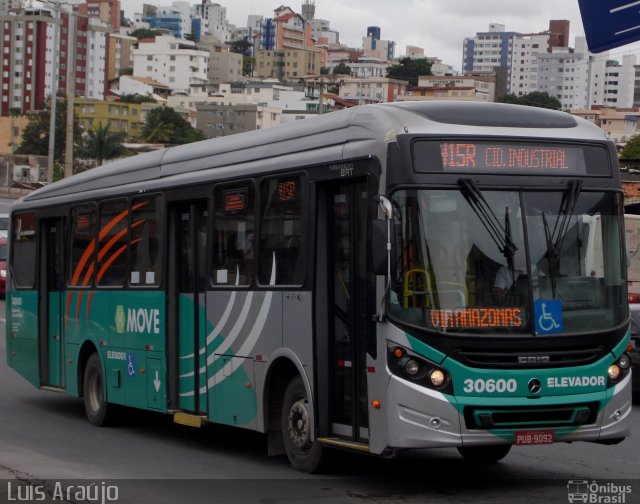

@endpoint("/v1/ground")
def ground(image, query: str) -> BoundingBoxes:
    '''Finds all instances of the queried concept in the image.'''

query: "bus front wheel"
[457,444,511,463]
[83,353,112,426]
[281,376,326,473]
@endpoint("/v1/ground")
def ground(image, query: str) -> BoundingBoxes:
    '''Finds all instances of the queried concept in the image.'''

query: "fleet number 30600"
[463,378,518,393]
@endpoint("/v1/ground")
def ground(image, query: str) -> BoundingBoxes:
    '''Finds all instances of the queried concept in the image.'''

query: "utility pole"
[64,10,77,178]
[46,0,62,184]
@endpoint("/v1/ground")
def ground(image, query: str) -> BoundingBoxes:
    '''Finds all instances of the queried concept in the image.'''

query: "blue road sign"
[578,1,640,53]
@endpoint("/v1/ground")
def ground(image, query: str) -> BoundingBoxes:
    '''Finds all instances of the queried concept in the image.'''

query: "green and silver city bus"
[6,102,632,471]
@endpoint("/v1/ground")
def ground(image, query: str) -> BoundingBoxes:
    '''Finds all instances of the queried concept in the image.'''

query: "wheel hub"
[288,399,310,449]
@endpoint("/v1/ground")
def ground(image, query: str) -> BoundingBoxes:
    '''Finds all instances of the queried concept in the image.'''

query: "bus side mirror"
[371,219,388,275]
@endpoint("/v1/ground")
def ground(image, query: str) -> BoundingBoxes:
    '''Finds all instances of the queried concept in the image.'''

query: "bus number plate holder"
[515,430,555,445]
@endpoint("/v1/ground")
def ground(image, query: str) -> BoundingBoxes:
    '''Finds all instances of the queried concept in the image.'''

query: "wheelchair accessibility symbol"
[534,300,563,334]
[127,353,136,377]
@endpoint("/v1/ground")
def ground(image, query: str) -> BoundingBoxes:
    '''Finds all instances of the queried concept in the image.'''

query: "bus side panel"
[206,291,283,430]
[65,290,167,412]
[6,291,40,388]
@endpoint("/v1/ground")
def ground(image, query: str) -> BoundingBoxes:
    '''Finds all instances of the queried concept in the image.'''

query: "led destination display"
[440,142,585,173]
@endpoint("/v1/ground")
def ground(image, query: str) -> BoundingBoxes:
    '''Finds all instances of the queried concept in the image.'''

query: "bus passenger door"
[321,180,370,442]
[169,201,208,415]
[39,218,65,389]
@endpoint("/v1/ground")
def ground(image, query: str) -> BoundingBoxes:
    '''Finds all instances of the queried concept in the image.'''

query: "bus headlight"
[0,269,5,278]
[387,343,452,392]
[405,359,420,376]
[617,353,631,370]
[430,369,446,387]
[608,364,621,381]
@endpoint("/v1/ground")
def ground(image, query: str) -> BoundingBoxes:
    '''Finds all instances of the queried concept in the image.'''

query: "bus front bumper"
[383,373,632,450]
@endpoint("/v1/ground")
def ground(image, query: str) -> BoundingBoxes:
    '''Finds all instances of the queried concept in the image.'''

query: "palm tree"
[141,112,174,143]
[77,123,127,166]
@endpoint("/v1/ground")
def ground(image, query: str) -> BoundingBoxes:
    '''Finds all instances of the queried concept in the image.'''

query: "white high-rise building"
[537,47,589,110]
[196,1,229,43]
[509,33,550,96]
[132,35,209,93]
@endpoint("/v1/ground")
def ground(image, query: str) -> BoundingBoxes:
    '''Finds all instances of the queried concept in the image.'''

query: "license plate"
[515,430,555,445]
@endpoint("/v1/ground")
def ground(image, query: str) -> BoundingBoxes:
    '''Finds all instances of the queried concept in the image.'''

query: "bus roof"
[16,101,608,209]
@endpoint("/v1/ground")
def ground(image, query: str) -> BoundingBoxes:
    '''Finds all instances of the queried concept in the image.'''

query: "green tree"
[386,57,432,87]
[15,95,81,164]
[129,28,163,39]
[332,62,352,75]
[242,56,255,76]
[320,67,330,75]
[77,123,128,166]
[496,91,562,110]
[227,39,253,55]
[119,93,157,104]
[141,107,206,144]
[620,135,640,159]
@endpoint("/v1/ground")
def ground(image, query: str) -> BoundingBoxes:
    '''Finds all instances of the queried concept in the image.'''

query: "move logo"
[114,305,161,335]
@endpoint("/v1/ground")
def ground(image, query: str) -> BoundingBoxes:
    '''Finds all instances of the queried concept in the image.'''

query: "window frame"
[127,193,165,289]
[95,198,129,289]
[10,211,38,289]
[67,203,98,289]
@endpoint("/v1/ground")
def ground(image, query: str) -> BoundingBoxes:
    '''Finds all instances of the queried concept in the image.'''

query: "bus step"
[317,437,370,452]
[173,412,207,428]
[40,386,66,393]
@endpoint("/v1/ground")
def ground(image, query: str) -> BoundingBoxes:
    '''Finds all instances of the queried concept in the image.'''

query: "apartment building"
[587,51,636,108]
[397,74,496,102]
[199,36,243,85]
[195,1,229,43]
[107,32,136,82]
[509,32,550,96]
[255,48,321,81]
[195,101,281,138]
[339,77,408,104]
[132,35,208,93]
[0,7,108,116]
[537,47,589,110]
[74,98,143,141]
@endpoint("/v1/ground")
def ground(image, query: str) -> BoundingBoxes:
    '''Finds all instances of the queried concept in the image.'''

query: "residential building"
[399,74,496,102]
[78,0,120,31]
[0,114,29,153]
[509,32,550,96]
[143,2,191,39]
[255,48,321,81]
[195,1,229,43]
[571,107,640,144]
[74,98,143,141]
[0,0,21,15]
[113,75,170,100]
[195,102,281,138]
[199,35,243,85]
[326,57,387,78]
[272,7,314,51]
[107,32,136,82]
[406,46,424,59]
[0,7,108,116]
[132,35,208,93]
[587,43,636,109]
[537,46,589,110]
[338,77,408,104]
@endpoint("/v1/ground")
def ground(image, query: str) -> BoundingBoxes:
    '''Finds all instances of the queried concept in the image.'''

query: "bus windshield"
[389,188,626,335]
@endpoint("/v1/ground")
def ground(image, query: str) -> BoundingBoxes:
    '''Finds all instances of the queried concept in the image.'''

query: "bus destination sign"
[437,142,587,175]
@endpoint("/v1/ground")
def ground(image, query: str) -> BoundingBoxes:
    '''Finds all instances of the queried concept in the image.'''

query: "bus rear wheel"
[83,353,112,426]
[457,444,511,463]
[281,376,326,473]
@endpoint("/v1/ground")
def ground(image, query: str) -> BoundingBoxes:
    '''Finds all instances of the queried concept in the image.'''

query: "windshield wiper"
[541,180,582,296]
[458,178,518,277]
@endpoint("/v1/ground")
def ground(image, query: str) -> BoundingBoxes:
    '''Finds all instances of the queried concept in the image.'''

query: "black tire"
[281,376,326,473]
[83,353,112,426]
[457,444,511,463]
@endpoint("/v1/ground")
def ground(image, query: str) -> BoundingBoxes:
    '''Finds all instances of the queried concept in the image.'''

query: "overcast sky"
[122,0,640,71]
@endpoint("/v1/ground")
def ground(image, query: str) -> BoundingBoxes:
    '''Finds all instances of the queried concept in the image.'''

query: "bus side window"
[96,199,127,287]
[129,195,163,287]
[258,175,305,286]
[212,183,255,287]
[11,212,37,289]
[69,204,97,288]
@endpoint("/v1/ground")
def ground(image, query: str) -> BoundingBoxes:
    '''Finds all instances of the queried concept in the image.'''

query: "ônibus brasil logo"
[114,305,160,335]
[567,480,632,503]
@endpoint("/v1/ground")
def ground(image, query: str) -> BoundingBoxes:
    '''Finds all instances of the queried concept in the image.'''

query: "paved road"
[0,300,638,503]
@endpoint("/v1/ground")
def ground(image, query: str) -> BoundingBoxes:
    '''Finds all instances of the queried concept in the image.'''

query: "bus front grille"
[452,346,607,369]
[464,402,599,430]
